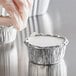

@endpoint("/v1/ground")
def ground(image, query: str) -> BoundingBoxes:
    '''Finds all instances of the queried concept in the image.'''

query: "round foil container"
[24,34,69,65]
[29,0,50,16]
[0,26,17,44]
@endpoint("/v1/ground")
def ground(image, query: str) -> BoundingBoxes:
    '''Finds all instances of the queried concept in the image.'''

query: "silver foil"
[24,34,69,65]
[0,26,17,44]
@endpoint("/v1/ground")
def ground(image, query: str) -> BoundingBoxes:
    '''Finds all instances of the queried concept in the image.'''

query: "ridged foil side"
[28,45,66,65]
[0,27,17,44]
[25,34,69,65]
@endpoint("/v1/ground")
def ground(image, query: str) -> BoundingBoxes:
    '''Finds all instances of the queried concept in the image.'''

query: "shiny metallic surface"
[0,26,17,44]
[25,34,69,65]
[29,60,67,76]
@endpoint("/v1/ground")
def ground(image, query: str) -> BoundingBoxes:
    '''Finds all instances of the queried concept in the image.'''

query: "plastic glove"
[0,0,31,31]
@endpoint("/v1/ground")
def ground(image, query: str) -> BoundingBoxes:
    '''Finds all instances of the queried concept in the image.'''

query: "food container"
[24,33,69,65]
[0,26,17,44]
[29,0,50,16]
[0,6,17,44]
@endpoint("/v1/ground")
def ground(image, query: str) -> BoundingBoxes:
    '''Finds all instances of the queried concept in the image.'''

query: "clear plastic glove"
[0,0,31,31]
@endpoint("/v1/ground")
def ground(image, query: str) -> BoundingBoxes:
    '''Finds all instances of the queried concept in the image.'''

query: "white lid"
[27,35,65,47]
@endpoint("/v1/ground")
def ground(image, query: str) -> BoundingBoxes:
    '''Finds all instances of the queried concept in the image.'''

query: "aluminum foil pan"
[0,26,17,44]
[29,0,50,16]
[24,34,69,65]
[0,6,17,44]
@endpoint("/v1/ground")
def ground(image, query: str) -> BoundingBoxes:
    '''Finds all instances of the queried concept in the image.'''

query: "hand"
[0,0,31,31]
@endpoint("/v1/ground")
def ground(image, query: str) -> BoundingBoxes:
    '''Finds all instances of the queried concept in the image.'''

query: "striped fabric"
[29,0,50,16]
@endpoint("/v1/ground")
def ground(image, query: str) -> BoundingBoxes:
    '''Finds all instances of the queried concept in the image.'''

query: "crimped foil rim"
[24,34,69,49]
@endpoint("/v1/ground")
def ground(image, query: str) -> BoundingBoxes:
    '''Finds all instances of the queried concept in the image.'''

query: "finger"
[0,0,28,30]
[0,0,20,29]
[0,15,22,31]
[27,0,32,8]
[0,14,20,30]
[0,16,12,26]
[5,1,27,30]
[13,0,29,21]
[2,2,18,16]
[0,0,6,4]
[2,2,22,30]
[13,0,27,10]
[11,12,27,31]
